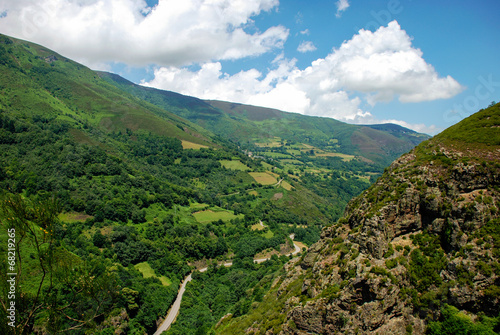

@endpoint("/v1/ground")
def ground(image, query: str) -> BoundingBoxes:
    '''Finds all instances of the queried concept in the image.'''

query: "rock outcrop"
[233,105,500,334]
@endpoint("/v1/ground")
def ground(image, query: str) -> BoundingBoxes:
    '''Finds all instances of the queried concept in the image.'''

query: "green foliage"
[427,304,499,334]
[385,258,398,269]
[299,169,371,221]
[384,244,395,258]
[215,272,303,335]
[93,230,109,248]
[370,266,398,284]
[484,285,500,300]
[409,246,445,291]
[0,194,120,334]
[320,284,341,302]
[122,287,140,312]
[475,218,500,259]
[166,256,287,335]
[288,224,321,246]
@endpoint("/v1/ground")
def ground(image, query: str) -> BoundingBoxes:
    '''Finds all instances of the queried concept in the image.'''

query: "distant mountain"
[216,104,500,334]
[364,123,429,147]
[100,74,430,167]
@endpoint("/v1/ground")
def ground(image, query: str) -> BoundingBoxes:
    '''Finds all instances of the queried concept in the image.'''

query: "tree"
[93,231,109,248]
[0,193,60,334]
[0,193,119,334]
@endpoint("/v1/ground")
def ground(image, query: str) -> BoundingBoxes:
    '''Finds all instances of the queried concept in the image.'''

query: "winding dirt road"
[153,236,302,335]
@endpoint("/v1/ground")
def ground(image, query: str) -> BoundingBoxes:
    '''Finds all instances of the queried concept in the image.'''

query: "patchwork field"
[253,137,282,147]
[261,152,292,159]
[285,149,302,156]
[263,230,274,239]
[281,159,304,165]
[182,140,209,149]
[251,221,266,231]
[59,212,93,223]
[220,160,249,171]
[314,152,355,161]
[249,172,278,185]
[192,208,243,223]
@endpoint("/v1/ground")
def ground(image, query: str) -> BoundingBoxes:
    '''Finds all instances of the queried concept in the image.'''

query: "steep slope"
[0,34,213,148]
[216,104,500,334]
[100,73,429,167]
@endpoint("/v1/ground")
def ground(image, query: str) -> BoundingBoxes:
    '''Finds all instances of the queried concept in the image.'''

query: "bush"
[427,304,498,335]
[385,258,398,269]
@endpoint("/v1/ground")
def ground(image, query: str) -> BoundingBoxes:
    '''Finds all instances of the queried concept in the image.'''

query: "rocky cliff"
[216,104,500,334]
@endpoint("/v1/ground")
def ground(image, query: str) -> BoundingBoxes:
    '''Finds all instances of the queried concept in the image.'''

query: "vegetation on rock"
[219,103,500,334]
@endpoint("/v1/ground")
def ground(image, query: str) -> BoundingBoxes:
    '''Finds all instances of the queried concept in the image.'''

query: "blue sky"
[0,0,499,134]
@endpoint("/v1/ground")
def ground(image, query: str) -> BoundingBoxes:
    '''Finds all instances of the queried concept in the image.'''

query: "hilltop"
[215,104,500,334]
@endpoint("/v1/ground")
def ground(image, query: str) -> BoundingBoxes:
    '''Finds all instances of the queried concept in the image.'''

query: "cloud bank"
[143,21,464,132]
[0,0,287,67]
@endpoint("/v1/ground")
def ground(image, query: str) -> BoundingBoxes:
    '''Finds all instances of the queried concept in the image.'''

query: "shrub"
[385,259,398,269]
[384,244,395,258]
[427,304,498,335]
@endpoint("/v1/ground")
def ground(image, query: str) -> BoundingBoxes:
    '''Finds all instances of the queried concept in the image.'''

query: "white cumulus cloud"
[143,20,464,133]
[297,41,317,53]
[0,0,288,67]
[335,0,350,18]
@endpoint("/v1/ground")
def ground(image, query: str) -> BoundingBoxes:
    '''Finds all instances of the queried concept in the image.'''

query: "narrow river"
[153,237,302,335]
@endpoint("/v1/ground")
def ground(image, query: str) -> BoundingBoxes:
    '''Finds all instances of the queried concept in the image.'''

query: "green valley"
[0,33,431,335]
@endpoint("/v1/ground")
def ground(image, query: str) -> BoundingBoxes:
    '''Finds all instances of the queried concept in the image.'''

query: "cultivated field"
[58,212,93,223]
[182,140,209,149]
[249,172,278,185]
[193,209,243,223]
[220,160,249,171]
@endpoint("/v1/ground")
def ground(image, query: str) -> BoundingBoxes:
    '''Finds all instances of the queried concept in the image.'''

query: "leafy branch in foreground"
[0,193,119,334]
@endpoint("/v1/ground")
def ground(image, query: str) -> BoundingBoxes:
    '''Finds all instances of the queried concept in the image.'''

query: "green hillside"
[0,35,213,148]
[0,33,402,335]
[434,102,500,148]
[206,100,428,162]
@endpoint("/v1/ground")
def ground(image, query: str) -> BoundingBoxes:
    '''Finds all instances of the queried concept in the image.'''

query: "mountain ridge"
[100,72,430,167]
[0,34,215,149]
